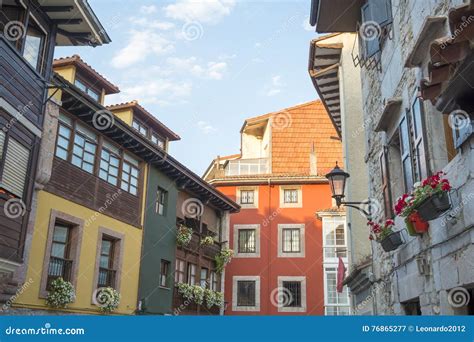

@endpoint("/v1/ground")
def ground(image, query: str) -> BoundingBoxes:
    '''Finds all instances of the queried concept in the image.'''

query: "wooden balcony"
[173,288,220,315]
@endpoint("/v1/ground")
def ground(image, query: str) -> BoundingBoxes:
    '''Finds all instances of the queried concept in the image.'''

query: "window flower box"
[380,231,404,252]
[416,191,451,221]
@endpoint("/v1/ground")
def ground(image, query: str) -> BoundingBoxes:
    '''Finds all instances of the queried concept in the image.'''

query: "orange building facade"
[204,101,349,315]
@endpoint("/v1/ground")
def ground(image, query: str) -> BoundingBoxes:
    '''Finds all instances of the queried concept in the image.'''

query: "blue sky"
[56,0,319,175]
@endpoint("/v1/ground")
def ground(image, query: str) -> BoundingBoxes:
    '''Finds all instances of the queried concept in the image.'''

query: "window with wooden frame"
[160,260,170,288]
[156,187,167,215]
[47,223,73,289]
[240,189,254,204]
[410,97,428,182]
[200,267,209,288]
[187,263,197,285]
[98,237,117,288]
[121,153,139,196]
[0,129,30,198]
[74,77,100,102]
[237,280,256,307]
[399,114,414,192]
[175,259,185,283]
[54,112,141,196]
[22,15,46,72]
[99,141,120,186]
[380,146,393,219]
[210,271,219,291]
[151,132,165,149]
[71,123,97,174]
[282,228,301,253]
[238,229,256,254]
[132,118,148,137]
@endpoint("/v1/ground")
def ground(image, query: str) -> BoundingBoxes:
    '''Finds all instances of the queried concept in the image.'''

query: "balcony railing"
[98,268,117,288]
[225,158,269,176]
[47,256,73,289]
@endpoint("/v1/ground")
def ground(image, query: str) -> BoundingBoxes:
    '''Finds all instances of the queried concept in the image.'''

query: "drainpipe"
[267,177,272,315]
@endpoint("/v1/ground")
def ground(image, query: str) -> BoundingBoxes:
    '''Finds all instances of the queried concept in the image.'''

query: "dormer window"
[132,119,148,137]
[151,133,165,149]
[74,78,100,102]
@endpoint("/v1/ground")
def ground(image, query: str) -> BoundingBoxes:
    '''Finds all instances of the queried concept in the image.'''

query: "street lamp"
[325,162,372,219]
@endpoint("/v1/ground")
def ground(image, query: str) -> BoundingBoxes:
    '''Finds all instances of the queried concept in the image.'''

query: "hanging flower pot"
[380,230,404,252]
[407,211,429,234]
[404,217,419,236]
[416,191,451,221]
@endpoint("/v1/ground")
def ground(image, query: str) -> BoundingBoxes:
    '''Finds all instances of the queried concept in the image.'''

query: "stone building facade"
[311,0,474,315]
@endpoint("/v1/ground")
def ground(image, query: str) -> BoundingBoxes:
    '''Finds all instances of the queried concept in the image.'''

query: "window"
[232,276,260,311]
[152,133,165,149]
[359,0,392,59]
[234,225,260,257]
[380,147,393,219]
[156,187,167,215]
[402,299,421,315]
[324,267,350,315]
[175,259,185,283]
[282,228,301,253]
[22,17,46,71]
[238,229,256,253]
[277,276,307,312]
[284,189,298,203]
[98,238,116,288]
[282,281,302,307]
[237,281,256,306]
[187,263,196,285]
[237,187,258,209]
[240,190,254,204]
[99,142,120,186]
[200,268,208,288]
[399,115,414,192]
[323,217,347,261]
[74,78,100,102]
[411,98,428,182]
[55,120,72,161]
[160,260,170,288]
[280,186,302,207]
[121,154,139,195]
[47,224,72,289]
[278,224,305,257]
[132,119,148,137]
[0,131,30,197]
[71,123,97,174]
[210,271,219,291]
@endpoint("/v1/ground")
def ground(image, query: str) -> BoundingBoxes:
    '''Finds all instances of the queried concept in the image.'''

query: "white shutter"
[0,131,5,159]
[1,138,30,197]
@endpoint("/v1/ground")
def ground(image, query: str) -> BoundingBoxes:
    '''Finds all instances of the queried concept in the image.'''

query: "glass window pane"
[51,243,65,258]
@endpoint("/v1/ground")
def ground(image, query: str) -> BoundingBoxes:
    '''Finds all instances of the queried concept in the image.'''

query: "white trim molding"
[232,275,260,312]
[236,186,259,209]
[277,223,305,258]
[277,276,307,313]
[233,224,260,258]
[279,185,303,208]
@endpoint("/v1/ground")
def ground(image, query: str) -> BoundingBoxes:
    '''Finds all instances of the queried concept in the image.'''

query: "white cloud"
[166,57,228,80]
[164,0,236,24]
[112,30,174,69]
[197,121,217,134]
[264,75,285,97]
[129,17,176,30]
[255,42,261,48]
[303,16,314,31]
[140,5,158,14]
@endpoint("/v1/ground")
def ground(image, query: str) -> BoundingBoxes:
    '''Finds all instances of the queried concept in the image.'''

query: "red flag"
[336,256,346,293]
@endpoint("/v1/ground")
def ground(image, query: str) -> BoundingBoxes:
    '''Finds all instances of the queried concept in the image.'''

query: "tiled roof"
[270,100,342,176]
[107,101,180,141]
[53,55,120,94]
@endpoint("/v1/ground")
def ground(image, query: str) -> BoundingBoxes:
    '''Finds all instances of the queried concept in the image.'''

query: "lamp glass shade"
[325,164,350,199]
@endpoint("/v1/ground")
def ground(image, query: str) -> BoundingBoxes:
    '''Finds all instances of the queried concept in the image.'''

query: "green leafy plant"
[95,287,120,313]
[46,277,75,309]
[177,224,193,247]
[368,219,395,242]
[215,248,234,273]
[177,283,223,308]
[177,282,194,301]
[192,285,205,305]
[200,236,214,246]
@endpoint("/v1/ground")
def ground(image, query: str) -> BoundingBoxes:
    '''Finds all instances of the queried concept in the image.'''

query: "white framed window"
[236,186,258,209]
[279,185,302,208]
[277,224,305,258]
[233,224,260,258]
[232,276,260,312]
[324,267,350,315]
[277,276,307,313]
[322,216,347,263]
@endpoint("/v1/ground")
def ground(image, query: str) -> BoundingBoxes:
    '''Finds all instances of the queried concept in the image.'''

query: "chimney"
[309,142,317,175]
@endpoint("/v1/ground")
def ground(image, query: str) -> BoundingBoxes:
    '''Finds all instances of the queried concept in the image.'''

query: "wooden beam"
[52,19,83,25]
[42,6,74,12]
